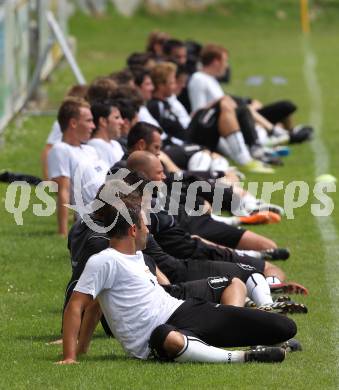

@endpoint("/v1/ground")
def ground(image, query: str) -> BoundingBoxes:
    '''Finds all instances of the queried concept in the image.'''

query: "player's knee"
[231,277,246,293]
[274,315,297,341]
[280,100,297,115]
[163,331,185,357]
[220,96,236,112]
[149,324,184,360]
[259,237,277,250]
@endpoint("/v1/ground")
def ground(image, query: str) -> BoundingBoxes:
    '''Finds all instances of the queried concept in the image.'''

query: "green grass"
[0,2,338,389]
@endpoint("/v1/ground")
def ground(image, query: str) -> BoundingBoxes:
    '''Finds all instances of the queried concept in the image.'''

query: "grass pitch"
[0,2,338,389]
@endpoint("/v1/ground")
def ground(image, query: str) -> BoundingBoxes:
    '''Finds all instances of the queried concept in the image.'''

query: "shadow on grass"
[17,332,110,344]
[17,334,62,343]
[2,230,57,238]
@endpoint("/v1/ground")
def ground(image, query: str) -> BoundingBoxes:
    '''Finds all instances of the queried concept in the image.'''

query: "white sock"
[241,193,259,210]
[235,249,261,259]
[174,335,245,363]
[255,124,269,144]
[246,273,273,306]
[266,276,282,286]
[217,132,253,165]
[210,213,240,226]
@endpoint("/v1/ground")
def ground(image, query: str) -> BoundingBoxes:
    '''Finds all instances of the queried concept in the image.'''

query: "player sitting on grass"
[57,183,299,364]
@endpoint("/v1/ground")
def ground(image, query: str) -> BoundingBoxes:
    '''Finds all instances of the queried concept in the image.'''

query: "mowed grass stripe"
[303,35,339,383]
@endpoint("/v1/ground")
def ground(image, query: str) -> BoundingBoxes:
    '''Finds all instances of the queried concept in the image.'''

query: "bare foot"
[46,338,63,345]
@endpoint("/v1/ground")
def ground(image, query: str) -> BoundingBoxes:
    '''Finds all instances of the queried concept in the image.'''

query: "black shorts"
[188,101,221,151]
[163,144,203,170]
[258,100,297,124]
[163,276,232,302]
[149,299,297,360]
[184,258,265,282]
[182,213,246,248]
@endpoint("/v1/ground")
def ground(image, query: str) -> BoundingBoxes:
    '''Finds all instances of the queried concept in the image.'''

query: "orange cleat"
[239,211,281,225]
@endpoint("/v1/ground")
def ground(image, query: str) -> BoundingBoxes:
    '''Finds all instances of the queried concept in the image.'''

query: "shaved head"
[127,151,165,181]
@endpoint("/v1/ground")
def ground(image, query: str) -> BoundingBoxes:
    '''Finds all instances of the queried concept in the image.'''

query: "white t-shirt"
[48,142,109,206]
[167,94,191,129]
[46,121,62,145]
[138,105,160,127]
[75,248,183,359]
[87,138,124,167]
[188,71,225,112]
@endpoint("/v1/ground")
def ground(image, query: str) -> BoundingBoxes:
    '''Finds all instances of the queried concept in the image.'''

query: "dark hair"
[87,77,117,104]
[109,69,134,86]
[163,39,185,56]
[127,122,162,149]
[115,98,139,121]
[102,192,142,239]
[94,174,149,220]
[200,44,228,66]
[176,64,189,78]
[66,84,89,99]
[110,86,143,108]
[57,97,90,132]
[127,52,153,69]
[146,30,170,54]
[130,66,151,87]
[90,100,121,131]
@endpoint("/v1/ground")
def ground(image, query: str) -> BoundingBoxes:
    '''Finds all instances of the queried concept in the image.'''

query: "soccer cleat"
[245,346,286,363]
[263,134,290,147]
[269,281,309,296]
[273,146,291,157]
[260,155,284,166]
[248,201,285,216]
[252,339,302,354]
[279,338,303,352]
[241,160,275,174]
[274,295,292,302]
[261,248,290,261]
[258,300,308,314]
[239,211,281,225]
[289,125,314,144]
[245,298,257,308]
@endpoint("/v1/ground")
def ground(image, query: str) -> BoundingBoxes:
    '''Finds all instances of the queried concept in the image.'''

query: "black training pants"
[150,299,297,358]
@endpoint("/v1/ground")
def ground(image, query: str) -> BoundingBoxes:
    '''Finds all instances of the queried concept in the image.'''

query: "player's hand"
[55,358,78,365]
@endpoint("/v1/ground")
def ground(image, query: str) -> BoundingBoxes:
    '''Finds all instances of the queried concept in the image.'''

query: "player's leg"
[149,301,291,363]
[169,300,297,347]
[236,230,277,250]
[184,260,273,307]
[174,276,247,306]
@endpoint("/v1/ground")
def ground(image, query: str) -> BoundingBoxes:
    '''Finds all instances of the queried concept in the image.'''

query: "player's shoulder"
[190,71,207,82]
[48,142,74,163]
[86,248,114,269]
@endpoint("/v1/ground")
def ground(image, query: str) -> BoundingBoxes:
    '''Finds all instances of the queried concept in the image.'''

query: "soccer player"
[57,186,297,364]
[88,100,125,166]
[48,97,109,236]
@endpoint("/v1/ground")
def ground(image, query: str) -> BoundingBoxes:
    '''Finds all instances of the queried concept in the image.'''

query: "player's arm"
[159,151,181,173]
[76,299,102,355]
[53,176,70,237]
[56,291,93,364]
[156,266,170,285]
[191,234,227,250]
[41,144,53,180]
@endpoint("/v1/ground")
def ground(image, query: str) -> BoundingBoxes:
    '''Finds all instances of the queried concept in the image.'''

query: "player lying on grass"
[57,184,298,364]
